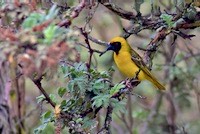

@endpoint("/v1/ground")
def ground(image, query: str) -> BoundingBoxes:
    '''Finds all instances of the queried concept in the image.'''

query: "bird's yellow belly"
[114,52,145,80]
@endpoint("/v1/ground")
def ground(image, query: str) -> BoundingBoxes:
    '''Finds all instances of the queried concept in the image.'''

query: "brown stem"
[32,77,56,108]
[98,1,136,21]
[144,28,170,68]
[88,35,108,46]
[80,28,94,69]
[78,43,103,54]
[33,77,73,124]
[98,105,113,134]
[105,105,113,133]
[58,0,86,27]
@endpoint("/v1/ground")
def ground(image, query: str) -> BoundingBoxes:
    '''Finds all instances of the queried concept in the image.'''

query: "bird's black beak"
[99,43,113,57]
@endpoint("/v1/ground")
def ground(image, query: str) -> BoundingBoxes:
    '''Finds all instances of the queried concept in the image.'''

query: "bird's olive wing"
[130,49,146,67]
[130,49,153,78]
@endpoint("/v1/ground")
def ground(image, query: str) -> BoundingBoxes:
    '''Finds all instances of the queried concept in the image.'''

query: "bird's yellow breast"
[114,51,144,79]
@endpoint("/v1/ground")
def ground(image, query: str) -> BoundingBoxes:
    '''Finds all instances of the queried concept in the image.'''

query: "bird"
[100,36,165,90]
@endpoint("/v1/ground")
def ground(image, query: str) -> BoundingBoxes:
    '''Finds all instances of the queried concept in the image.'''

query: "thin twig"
[80,28,94,69]
[58,0,86,27]
[98,105,113,134]
[88,35,108,46]
[32,76,72,120]
[144,28,170,68]
[32,76,56,108]
[78,43,103,54]
[98,1,137,21]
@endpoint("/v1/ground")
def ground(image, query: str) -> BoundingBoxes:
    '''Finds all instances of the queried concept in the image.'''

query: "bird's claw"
[125,78,132,88]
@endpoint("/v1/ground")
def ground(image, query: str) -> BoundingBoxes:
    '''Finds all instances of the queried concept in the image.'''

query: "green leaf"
[160,13,174,27]
[34,123,48,134]
[60,65,69,74]
[92,94,110,108]
[34,121,54,134]
[60,100,67,108]
[41,111,52,123]
[108,66,115,73]
[76,118,83,123]
[111,99,126,113]
[110,82,125,96]
[93,79,105,90]
[62,99,77,112]
[68,80,75,92]
[49,94,57,104]
[22,5,58,30]
[100,71,109,78]
[22,13,45,29]
[76,79,87,93]
[58,87,67,98]
[43,24,58,44]
[82,117,97,129]
[34,110,53,133]
[36,95,45,103]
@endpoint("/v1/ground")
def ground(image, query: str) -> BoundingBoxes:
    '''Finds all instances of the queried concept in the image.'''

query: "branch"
[122,24,155,39]
[78,43,102,54]
[143,28,170,68]
[98,1,200,69]
[32,76,73,120]
[79,28,94,69]
[88,35,108,46]
[98,1,137,21]
[97,105,113,134]
[177,21,200,29]
[58,0,86,27]
[32,76,56,108]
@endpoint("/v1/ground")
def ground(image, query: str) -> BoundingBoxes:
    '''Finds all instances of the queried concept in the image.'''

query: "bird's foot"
[125,78,132,88]
[125,78,141,88]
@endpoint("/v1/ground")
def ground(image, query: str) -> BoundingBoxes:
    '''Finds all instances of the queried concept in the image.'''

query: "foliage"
[34,61,126,133]
[160,14,174,28]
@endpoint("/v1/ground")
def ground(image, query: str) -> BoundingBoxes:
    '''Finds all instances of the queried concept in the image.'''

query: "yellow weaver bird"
[100,36,165,90]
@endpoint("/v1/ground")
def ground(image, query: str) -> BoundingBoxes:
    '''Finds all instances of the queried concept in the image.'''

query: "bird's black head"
[100,42,121,56]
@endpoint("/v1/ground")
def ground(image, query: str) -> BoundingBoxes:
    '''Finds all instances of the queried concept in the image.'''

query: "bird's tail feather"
[146,74,165,90]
